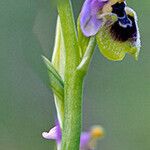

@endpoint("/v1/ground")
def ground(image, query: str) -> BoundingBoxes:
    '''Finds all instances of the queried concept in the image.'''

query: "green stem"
[57,0,82,150]
[61,71,84,150]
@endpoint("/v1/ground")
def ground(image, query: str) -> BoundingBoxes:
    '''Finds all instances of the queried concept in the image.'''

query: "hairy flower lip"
[94,3,141,61]
[110,15,137,42]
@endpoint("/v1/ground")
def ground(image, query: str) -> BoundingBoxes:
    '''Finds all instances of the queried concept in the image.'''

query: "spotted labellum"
[80,0,141,61]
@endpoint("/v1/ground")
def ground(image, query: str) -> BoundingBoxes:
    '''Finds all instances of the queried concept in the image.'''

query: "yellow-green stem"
[57,0,82,149]
[62,71,83,149]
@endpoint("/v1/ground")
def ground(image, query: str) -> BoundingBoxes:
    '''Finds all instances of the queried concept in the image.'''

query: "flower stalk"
[57,0,85,149]
[61,72,84,150]
[77,37,96,75]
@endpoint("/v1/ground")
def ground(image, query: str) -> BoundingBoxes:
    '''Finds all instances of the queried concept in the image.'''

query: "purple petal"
[42,126,58,140]
[42,121,62,144]
[55,120,62,143]
[80,132,91,149]
[80,0,108,37]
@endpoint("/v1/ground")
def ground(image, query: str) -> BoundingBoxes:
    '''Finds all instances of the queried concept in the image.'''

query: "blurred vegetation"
[0,0,149,150]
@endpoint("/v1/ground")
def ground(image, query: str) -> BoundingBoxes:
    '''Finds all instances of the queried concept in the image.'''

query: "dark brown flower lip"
[110,15,137,42]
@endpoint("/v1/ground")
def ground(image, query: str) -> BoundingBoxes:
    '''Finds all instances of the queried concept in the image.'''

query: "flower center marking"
[112,2,132,28]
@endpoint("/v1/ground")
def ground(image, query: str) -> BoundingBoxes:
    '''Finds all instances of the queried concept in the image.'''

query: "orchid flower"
[42,1,141,149]
[42,121,104,150]
[80,0,141,61]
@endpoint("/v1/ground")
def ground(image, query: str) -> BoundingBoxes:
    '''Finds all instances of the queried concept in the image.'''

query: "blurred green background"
[0,0,149,150]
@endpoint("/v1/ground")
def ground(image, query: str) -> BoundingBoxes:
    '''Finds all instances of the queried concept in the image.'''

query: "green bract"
[42,17,65,128]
